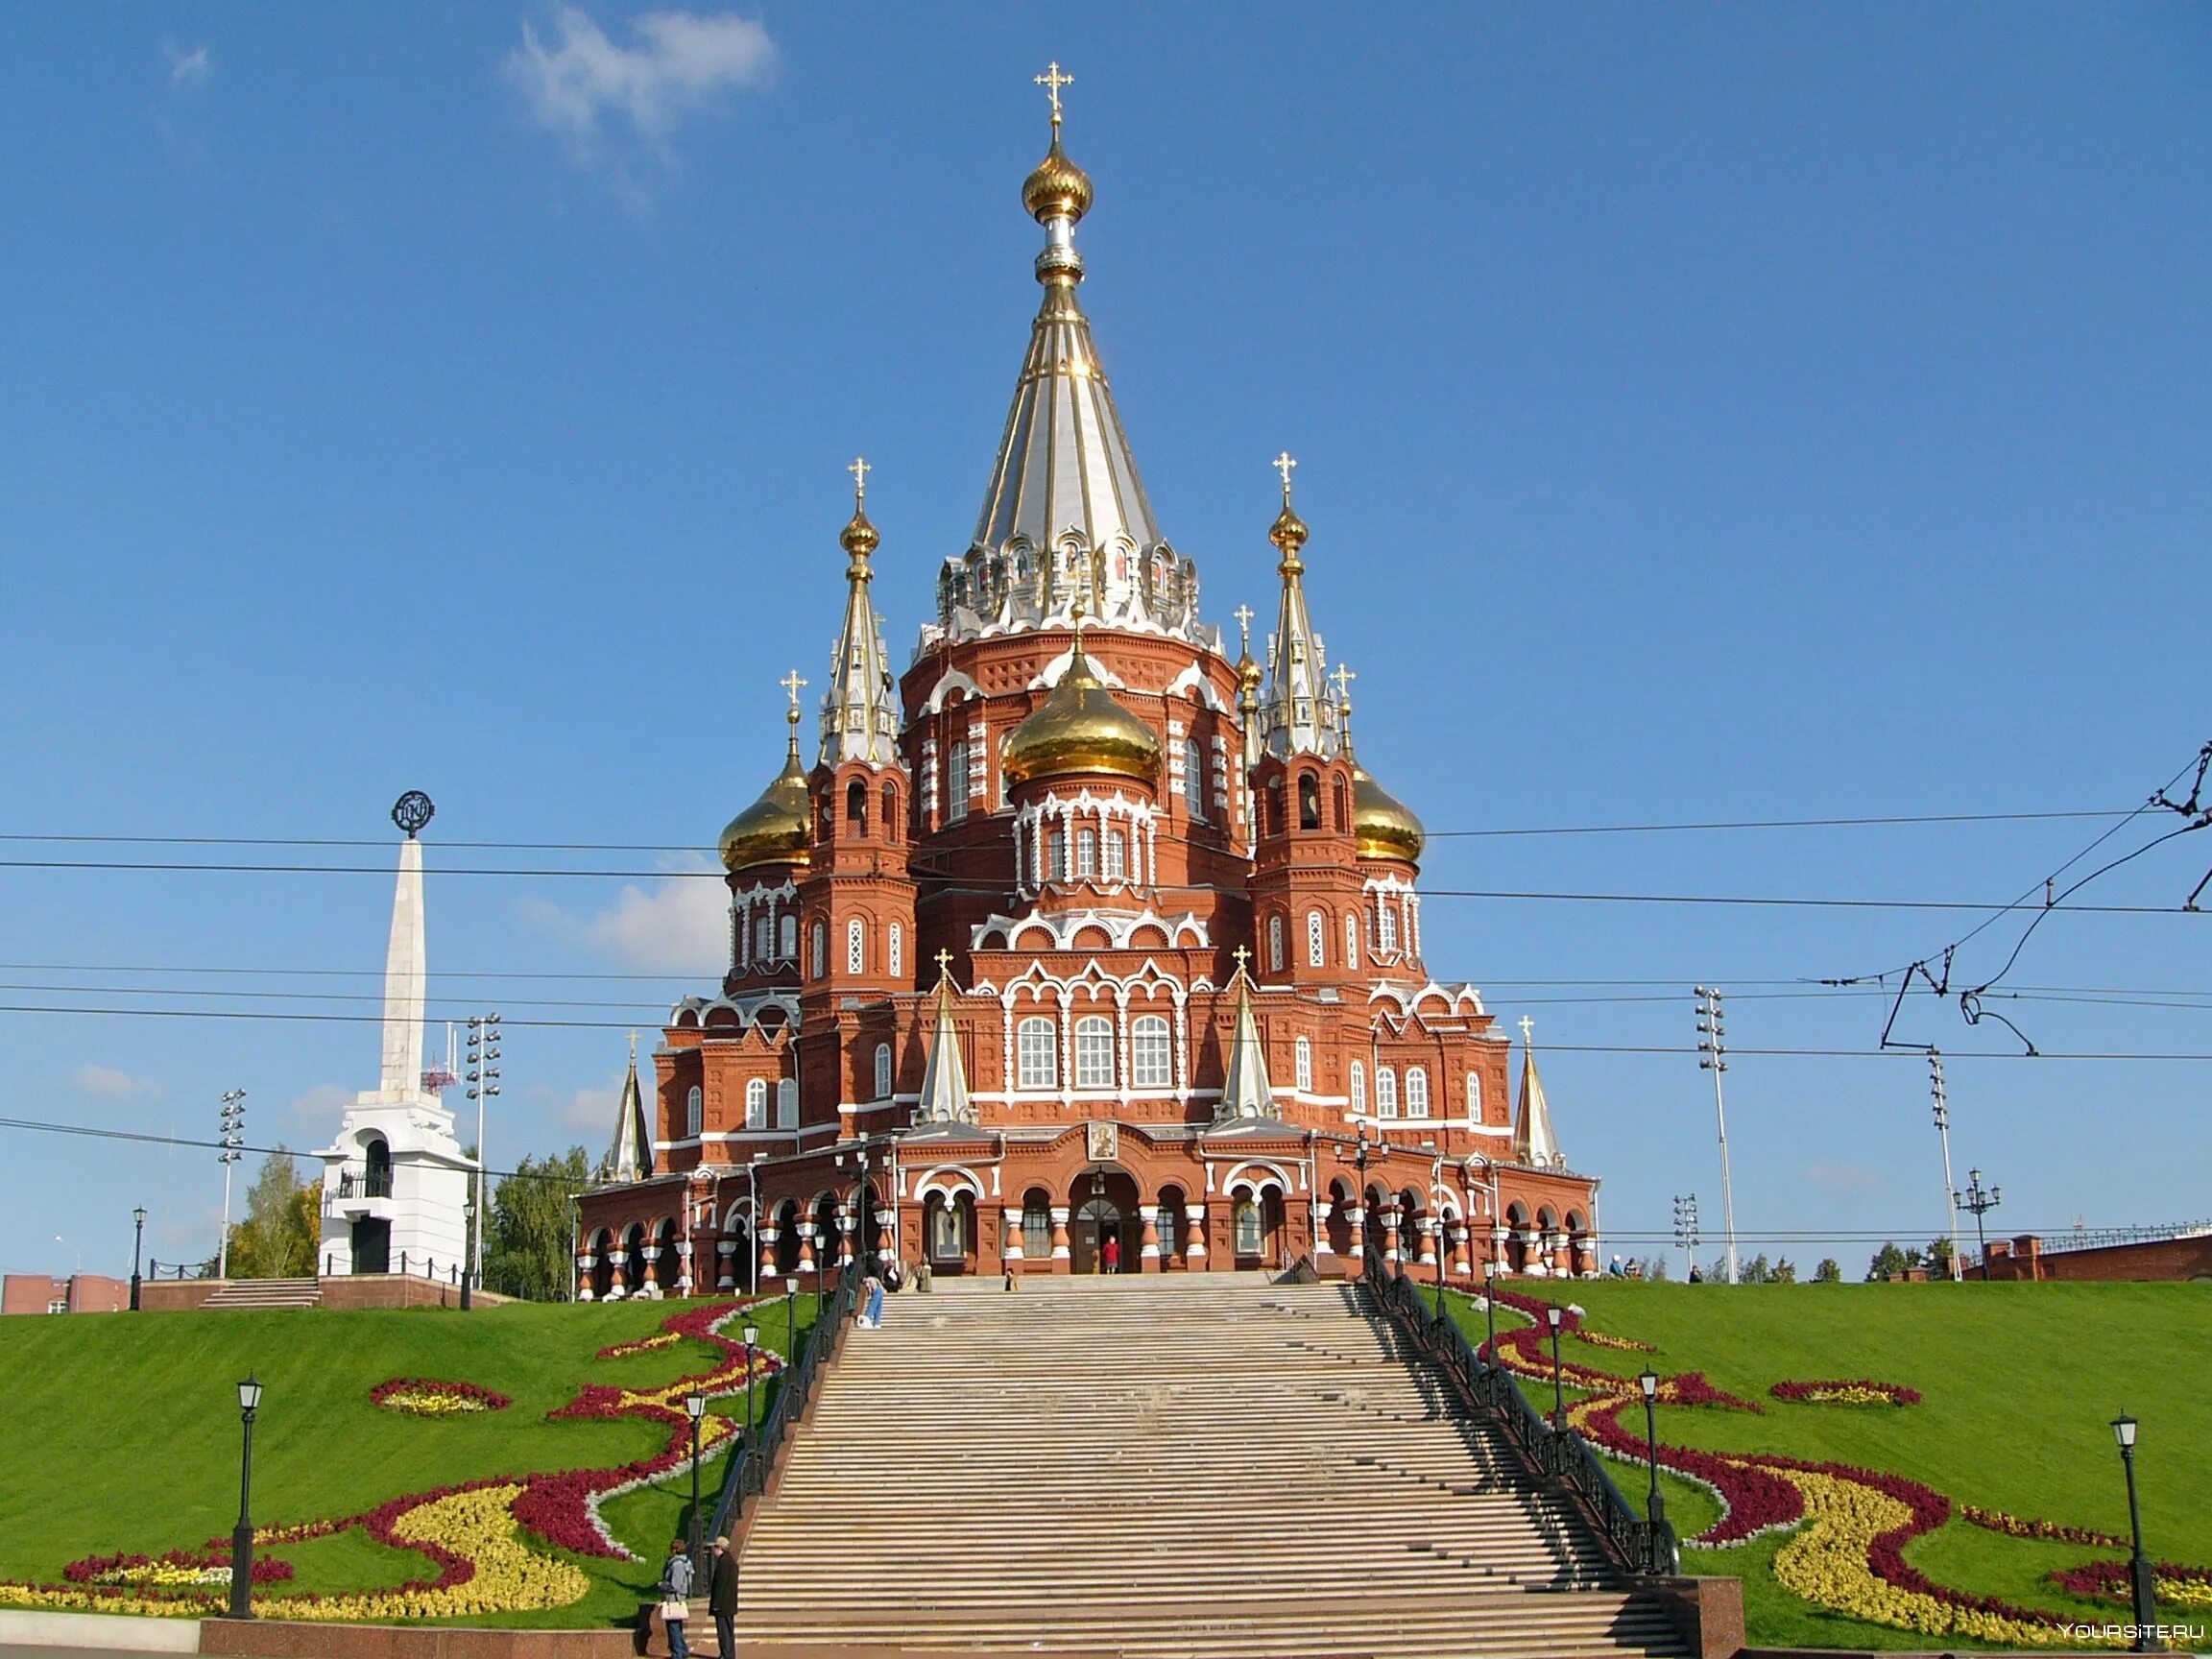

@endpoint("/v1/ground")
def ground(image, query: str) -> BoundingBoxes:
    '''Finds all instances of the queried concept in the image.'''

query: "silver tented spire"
[818,458,902,768]
[1259,453,1342,758]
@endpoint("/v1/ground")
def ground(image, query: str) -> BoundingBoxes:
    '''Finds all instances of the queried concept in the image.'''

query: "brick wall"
[1984,1233,2212,1283]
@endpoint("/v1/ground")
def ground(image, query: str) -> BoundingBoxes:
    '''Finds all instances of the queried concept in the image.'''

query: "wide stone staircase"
[736,1274,1689,1659]
[199,1277,324,1310]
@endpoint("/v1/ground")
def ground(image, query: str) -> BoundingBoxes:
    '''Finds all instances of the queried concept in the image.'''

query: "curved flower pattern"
[2051,1559,2212,1610]
[1963,1505,2128,1549]
[370,1378,513,1417]
[1769,1378,1922,1407]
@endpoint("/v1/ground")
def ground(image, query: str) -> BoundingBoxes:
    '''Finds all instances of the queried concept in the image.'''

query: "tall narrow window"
[1184,737,1205,820]
[1234,1197,1262,1256]
[1307,910,1326,969]
[1376,1067,1399,1118]
[845,779,868,835]
[1075,827,1098,878]
[756,914,772,961]
[1268,914,1285,973]
[1350,1061,1367,1115]
[947,740,969,822]
[686,1086,704,1139]
[1299,773,1321,830]
[1344,912,1359,968]
[735,904,749,971]
[1017,1016,1058,1090]
[1048,828,1069,880]
[1333,776,1349,832]
[1074,1015,1115,1089]
[776,1078,798,1129]
[846,918,865,974]
[1406,1067,1430,1118]
[888,923,902,977]
[1378,902,1399,954]
[1294,1036,1313,1092]
[780,915,797,959]
[1466,1070,1481,1121]
[810,922,826,980]
[873,1043,893,1100]
[882,782,900,842]
[1022,1195,1051,1261]
[1131,1015,1172,1088]
[745,1078,767,1130]
[1104,830,1127,880]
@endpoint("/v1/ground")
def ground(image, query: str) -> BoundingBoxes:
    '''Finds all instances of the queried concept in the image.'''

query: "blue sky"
[2,5,2207,1280]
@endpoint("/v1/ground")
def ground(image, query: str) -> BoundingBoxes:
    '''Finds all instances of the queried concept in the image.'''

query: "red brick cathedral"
[574,97,1602,1299]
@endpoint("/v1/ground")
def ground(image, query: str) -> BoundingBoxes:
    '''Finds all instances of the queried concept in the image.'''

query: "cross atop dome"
[848,454,871,508]
[1272,450,1298,501]
[780,669,807,713]
[1034,60,1072,127]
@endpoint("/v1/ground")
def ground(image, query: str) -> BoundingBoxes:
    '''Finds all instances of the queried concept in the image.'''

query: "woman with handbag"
[657,1538,695,1659]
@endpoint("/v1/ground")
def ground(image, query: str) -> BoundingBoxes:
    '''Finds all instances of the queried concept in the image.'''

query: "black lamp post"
[785,1280,796,1360]
[228,1375,262,1620]
[2111,1413,2162,1651]
[1639,1369,1668,1553]
[685,1389,708,1573]
[742,1322,761,1451]
[130,1206,147,1311]
[1546,1303,1566,1430]
[1956,1168,2002,1280]
[1481,1259,1499,1366]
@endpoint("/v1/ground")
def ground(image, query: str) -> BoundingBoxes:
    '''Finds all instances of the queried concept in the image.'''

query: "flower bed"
[1962,1505,2128,1549]
[1574,1327,1657,1353]
[62,1550,294,1590]
[594,1331,678,1358]
[1769,1378,1922,1407]
[370,1378,513,1417]
[2051,1558,2212,1610]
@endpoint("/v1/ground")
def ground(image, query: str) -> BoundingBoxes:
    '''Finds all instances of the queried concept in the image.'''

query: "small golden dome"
[840,508,878,562]
[1002,637,1162,786]
[1269,502,1309,562]
[718,730,813,874]
[1022,133,1093,225]
[1353,762,1425,863]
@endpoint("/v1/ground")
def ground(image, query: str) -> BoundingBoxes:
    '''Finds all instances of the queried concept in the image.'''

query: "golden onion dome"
[840,507,879,562]
[1002,637,1162,787]
[1352,762,1425,864]
[1269,501,1309,565]
[718,724,813,874]
[1022,132,1093,225]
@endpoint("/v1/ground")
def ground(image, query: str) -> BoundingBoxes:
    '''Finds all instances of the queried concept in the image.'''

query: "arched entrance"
[1324,1179,1354,1260]
[921,1188,976,1275]
[1069,1166,1142,1274]
[651,1219,680,1293]
[588,1229,614,1301]
[622,1222,648,1294]
[773,1199,803,1277]
[721,1208,754,1293]
[1155,1185,1190,1272]
[1504,1203,1531,1273]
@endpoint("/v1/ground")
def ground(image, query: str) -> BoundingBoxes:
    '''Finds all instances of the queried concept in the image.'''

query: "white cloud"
[530,1081,621,1138]
[503,3,774,191]
[163,41,213,93]
[73,1063,158,1100]
[523,856,727,973]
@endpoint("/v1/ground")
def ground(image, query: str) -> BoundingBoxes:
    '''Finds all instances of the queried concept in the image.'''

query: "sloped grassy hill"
[0,1294,817,1629]
[1456,1279,2208,1651]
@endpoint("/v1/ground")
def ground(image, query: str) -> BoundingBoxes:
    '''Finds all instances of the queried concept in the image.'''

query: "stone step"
[198,1279,324,1310]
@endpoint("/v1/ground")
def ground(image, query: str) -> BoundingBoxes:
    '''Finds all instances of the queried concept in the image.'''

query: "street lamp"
[1956,1169,2001,1280]
[1481,1258,1499,1366]
[685,1390,708,1573]
[1639,1369,1668,1546]
[1546,1303,1566,1431]
[464,1013,501,1309]
[131,1208,147,1311]
[2111,1413,2161,1651]
[741,1323,761,1451]
[1422,1140,1447,1323]
[228,1376,263,1620]
[217,1091,247,1281]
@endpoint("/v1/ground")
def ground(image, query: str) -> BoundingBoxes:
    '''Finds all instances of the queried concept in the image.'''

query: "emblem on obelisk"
[391,791,435,839]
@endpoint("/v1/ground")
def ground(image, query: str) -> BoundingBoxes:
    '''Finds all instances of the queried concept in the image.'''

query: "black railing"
[706,1270,862,1549]
[145,1260,217,1281]
[336,1168,395,1200]
[1359,1245,1677,1576]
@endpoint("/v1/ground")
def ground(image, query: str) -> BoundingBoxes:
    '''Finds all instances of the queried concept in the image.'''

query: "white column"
[1003,1208,1025,1261]
[1049,1207,1071,1261]
[1313,1200,1334,1261]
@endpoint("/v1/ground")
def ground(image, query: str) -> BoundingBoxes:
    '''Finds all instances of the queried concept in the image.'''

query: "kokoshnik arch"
[574,74,1600,1298]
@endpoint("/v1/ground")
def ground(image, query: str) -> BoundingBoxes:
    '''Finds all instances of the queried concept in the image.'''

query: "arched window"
[745,1078,767,1130]
[1350,1060,1366,1114]
[1406,1067,1430,1118]
[873,1043,893,1100]
[1265,780,1284,840]
[735,904,749,970]
[1294,1036,1313,1092]
[1022,1192,1051,1260]
[845,779,868,835]
[809,922,826,980]
[1017,1016,1058,1090]
[1234,1196,1262,1256]
[888,923,902,977]
[1075,827,1098,878]
[1131,1015,1172,1088]
[1377,902,1399,954]
[1103,830,1127,880]
[1073,1015,1115,1090]
[685,1086,703,1139]
[1047,828,1069,881]
[780,915,797,959]
[1267,914,1285,973]
[929,1198,966,1259]
[846,918,865,974]
[1184,737,1205,820]
[1333,776,1349,832]
[947,740,969,822]
[1466,1070,1481,1121]
[1376,1067,1399,1118]
[1298,773,1321,830]
[776,1078,797,1129]
[756,913,773,961]
[881,782,900,843]
[1306,910,1326,969]
[1344,912,1359,968]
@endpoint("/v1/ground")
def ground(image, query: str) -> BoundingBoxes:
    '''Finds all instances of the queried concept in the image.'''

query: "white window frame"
[1307,910,1326,969]
[1376,1067,1399,1118]
[776,1078,798,1129]
[1350,1060,1366,1114]
[810,922,826,980]
[888,922,902,977]
[1267,914,1285,973]
[780,914,797,959]
[745,1078,768,1130]
[1406,1066,1430,1119]
[847,918,865,974]
[1345,912,1359,968]
[947,740,969,822]
[1075,827,1098,878]
[1294,1036,1312,1092]
[685,1086,703,1139]
[1131,1015,1172,1089]
[1184,737,1206,821]
[1104,829,1127,880]
[1073,1015,1115,1090]
[1466,1070,1481,1121]
[873,1042,893,1100]
[1017,1016,1058,1090]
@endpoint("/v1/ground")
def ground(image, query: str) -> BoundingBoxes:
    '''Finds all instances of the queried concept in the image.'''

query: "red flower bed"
[369,1377,513,1415]
[1769,1378,1921,1407]
[61,1549,294,1588]
[1961,1504,2127,1549]
[2051,1557,2212,1604]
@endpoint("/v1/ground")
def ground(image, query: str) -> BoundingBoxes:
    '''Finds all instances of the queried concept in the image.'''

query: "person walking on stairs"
[708,1534,739,1658]
[657,1537,695,1659]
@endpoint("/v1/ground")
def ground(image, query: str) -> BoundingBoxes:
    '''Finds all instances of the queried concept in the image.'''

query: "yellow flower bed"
[259,1485,588,1622]
[377,1388,495,1417]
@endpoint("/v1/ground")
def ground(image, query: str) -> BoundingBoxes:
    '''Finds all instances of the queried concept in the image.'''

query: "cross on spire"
[1271,450,1298,501]
[1519,1015,1535,1046]
[1035,60,1073,127]
[1233,944,1251,974]
[934,948,953,975]
[779,669,808,713]
[1328,662,1357,705]
[848,455,871,507]
[1233,603,1255,653]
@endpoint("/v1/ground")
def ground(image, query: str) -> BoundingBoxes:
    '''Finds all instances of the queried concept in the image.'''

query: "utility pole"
[217,1091,247,1280]
[1930,1051,1962,1282]
[1694,987,1739,1285]
[465,1013,501,1306]
[1671,1193,1699,1284]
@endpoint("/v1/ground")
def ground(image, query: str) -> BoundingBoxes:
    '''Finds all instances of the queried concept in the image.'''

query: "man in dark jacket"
[708,1534,739,1657]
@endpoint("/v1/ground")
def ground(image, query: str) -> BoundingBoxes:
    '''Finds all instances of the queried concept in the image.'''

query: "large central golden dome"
[718,724,812,874]
[1002,636,1161,787]
[1352,763,1425,863]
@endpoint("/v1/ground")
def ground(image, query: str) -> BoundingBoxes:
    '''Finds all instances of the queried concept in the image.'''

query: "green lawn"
[0,1292,817,1629]
[1445,1279,2211,1650]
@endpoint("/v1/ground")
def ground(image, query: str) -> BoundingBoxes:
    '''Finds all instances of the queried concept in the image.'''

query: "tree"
[1864,1240,1924,1282]
[1813,1258,1842,1284]
[484,1146,592,1302]
[224,1148,319,1279]
[1636,1255,1670,1282]
[1926,1235,1959,1277]
[1771,1257,1797,1284]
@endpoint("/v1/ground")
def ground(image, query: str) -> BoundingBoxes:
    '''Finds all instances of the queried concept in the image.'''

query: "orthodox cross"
[1271,450,1298,501]
[935,948,954,974]
[1233,603,1255,655]
[848,455,871,507]
[1519,1015,1535,1046]
[780,669,808,713]
[1328,662,1357,704]
[1035,61,1073,126]
[1232,944,1251,974]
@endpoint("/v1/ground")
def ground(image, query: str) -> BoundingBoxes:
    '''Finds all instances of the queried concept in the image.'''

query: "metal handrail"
[1359,1246,1677,1575]
[706,1270,862,1548]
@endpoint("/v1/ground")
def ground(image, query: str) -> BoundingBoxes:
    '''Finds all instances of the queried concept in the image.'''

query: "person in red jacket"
[1101,1232,1121,1275]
